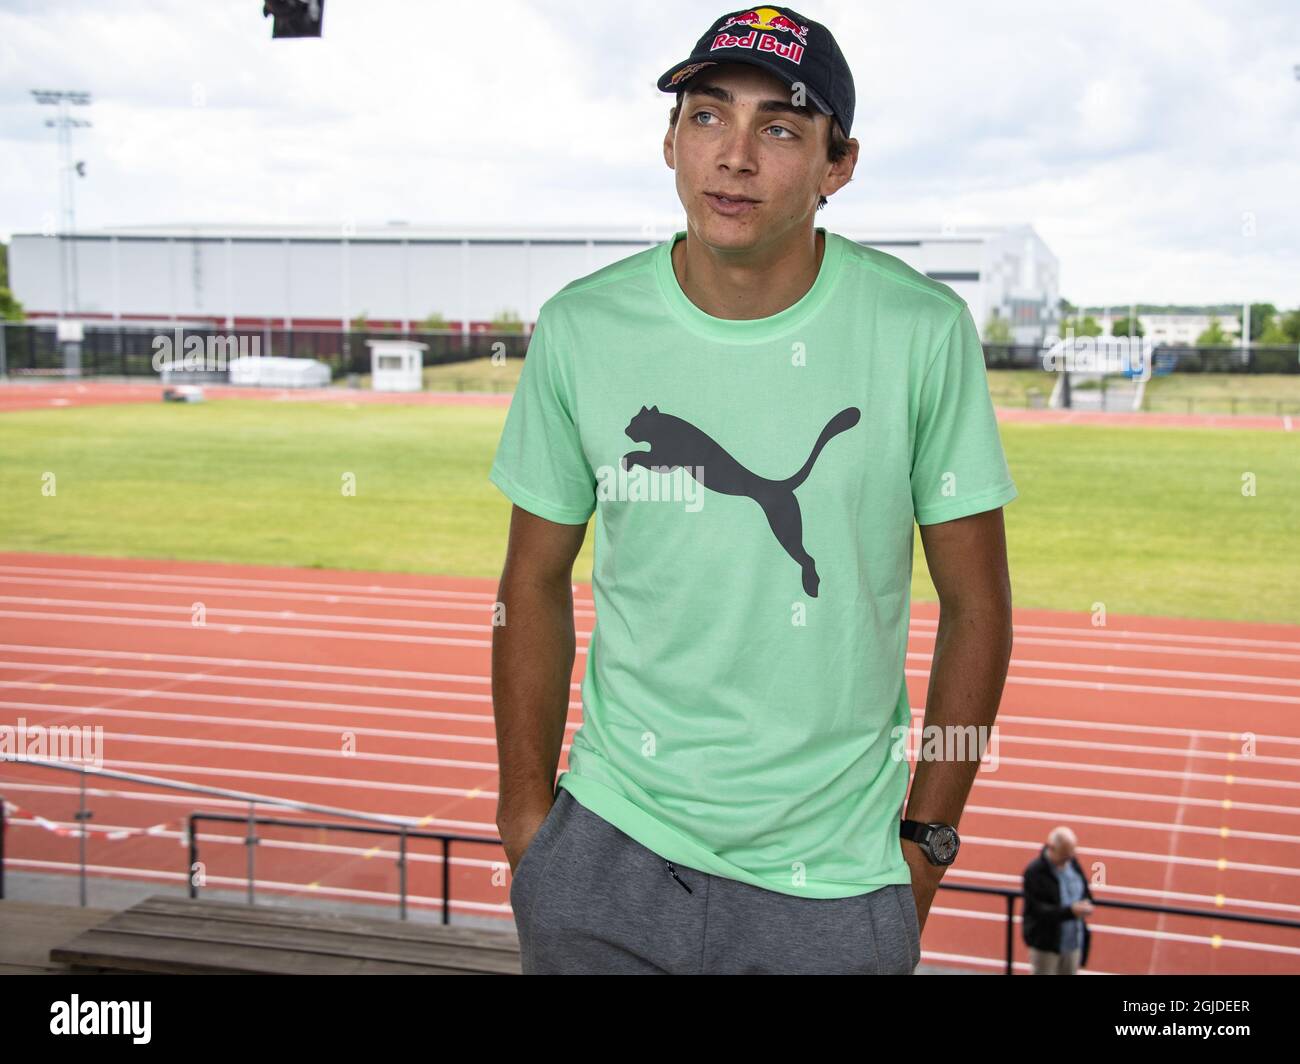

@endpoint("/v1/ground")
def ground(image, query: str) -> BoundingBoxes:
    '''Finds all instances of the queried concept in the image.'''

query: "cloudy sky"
[1,0,1297,306]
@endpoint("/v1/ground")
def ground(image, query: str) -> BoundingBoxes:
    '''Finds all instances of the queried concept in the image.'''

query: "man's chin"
[688,213,763,249]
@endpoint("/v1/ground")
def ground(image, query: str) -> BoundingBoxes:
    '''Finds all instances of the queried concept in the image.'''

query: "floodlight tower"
[31,89,92,318]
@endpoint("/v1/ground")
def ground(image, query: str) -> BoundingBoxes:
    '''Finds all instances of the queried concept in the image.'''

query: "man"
[490,6,1017,974]
[1022,826,1095,974]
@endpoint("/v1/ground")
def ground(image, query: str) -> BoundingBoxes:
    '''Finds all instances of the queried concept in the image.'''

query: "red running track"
[0,380,511,412]
[0,551,1297,974]
[0,379,1295,430]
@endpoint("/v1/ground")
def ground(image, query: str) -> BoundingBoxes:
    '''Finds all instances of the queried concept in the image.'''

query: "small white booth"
[367,339,426,392]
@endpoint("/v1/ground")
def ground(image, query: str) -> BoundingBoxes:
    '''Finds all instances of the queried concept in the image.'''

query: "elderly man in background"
[1022,826,1095,974]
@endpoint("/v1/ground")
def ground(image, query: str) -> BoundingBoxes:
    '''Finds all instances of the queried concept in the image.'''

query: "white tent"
[228,356,331,388]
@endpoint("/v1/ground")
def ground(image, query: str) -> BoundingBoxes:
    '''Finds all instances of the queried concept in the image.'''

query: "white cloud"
[0,0,1296,304]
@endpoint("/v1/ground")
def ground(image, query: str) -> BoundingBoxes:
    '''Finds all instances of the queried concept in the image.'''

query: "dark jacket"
[1022,845,1093,967]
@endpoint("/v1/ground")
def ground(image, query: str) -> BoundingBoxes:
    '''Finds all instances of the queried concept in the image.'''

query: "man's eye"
[767,125,795,138]
[691,111,716,125]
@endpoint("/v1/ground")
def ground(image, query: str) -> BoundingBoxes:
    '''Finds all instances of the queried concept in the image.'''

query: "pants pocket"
[509,788,569,916]
[897,884,922,971]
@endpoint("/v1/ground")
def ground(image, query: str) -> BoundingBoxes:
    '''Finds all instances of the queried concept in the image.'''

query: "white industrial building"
[1096,311,1240,345]
[9,222,1059,343]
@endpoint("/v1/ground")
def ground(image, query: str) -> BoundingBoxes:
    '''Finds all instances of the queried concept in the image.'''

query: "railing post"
[187,814,198,899]
[1005,894,1016,975]
[398,826,408,922]
[246,801,258,906]
[75,769,91,907]
[0,791,6,900]
[441,837,450,925]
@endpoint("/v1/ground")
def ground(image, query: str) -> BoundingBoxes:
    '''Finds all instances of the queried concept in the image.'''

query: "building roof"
[16,220,1044,245]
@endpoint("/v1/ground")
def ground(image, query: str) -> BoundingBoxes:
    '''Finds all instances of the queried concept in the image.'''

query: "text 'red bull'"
[710,30,805,65]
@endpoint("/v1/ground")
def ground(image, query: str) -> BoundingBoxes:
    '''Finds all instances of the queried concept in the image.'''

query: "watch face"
[930,826,959,863]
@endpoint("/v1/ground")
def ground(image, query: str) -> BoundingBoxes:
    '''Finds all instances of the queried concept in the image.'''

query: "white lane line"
[0,609,494,647]
[973,777,1299,815]
[914,653,1300,689]
[0,573,532,616]
[0,643,549,683]
[0,660,496,695]
[0,595,488,633]
[0,562,505,602]
[0,682,583,721]
[912,707,1300,748]
[1151,731,1198,972]
[0,699,577,739]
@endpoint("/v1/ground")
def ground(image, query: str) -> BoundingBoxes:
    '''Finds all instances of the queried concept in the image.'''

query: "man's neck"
[672,226,825,321]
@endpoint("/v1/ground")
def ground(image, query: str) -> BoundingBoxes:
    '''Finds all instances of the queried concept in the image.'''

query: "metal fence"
[1,322,1296,380]
[0,321,531,379]
[980,342,1300,374]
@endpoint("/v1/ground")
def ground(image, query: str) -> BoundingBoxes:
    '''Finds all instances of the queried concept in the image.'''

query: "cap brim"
[656,60,717,92]
[656,56,834,117]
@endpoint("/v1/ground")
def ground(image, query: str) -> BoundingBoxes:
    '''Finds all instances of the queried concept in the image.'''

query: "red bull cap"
[655,6,855,138]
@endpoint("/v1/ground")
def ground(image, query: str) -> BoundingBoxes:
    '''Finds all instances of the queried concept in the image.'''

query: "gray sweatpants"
[509,787,923,974]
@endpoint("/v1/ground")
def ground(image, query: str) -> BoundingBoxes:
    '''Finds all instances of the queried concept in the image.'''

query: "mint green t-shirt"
[488,226,1017,898]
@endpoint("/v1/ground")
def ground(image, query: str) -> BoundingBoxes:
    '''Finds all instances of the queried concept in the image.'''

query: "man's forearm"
[492,570,576,816]
[903,600,1013,833]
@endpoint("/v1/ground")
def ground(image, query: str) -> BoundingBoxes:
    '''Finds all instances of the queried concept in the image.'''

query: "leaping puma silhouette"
[621,405,861,597]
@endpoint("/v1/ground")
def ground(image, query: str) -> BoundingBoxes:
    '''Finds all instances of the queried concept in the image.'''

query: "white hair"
[1047,826,1077,849]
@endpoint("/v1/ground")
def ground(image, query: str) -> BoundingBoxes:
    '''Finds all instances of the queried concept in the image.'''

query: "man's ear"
[820,133,859,202]
[663,120,675,170]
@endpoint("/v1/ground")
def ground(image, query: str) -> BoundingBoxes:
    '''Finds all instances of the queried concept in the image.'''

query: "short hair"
[1047,826,1077,849]
[668,87,852,210]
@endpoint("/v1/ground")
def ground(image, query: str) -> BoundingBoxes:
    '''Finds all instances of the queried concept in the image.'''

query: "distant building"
[10,222,1059,344]
[1096,312,1240,345]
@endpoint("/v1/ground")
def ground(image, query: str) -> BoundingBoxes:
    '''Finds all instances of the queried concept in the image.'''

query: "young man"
[490,6,1017,974]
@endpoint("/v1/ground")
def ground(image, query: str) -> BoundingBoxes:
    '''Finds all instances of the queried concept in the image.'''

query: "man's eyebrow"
[684,82,814,119]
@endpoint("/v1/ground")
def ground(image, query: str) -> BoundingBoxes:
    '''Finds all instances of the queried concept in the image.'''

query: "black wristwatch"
[900,819,960,866]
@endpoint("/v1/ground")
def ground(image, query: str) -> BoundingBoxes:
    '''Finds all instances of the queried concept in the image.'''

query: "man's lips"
[704,192,761,217]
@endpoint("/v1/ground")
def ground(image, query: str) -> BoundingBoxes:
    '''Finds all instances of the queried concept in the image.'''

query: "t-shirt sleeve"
[487,307,597,525]
[910,301,1018,525]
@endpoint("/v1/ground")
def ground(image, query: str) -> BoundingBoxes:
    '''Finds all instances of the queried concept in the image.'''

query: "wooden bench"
[47,894,522,975]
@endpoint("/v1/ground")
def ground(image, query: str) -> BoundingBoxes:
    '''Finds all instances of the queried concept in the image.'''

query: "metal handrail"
[0,758,500,920]
[186,811,499,924]
[934,881,1300,975]
[4,760,1299,971]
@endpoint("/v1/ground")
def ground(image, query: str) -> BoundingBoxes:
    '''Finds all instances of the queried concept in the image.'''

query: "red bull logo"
[717,6,810,45]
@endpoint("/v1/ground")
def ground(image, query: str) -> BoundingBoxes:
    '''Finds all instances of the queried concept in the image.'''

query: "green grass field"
[0,399,1296,623]
[1141,372,1300,415]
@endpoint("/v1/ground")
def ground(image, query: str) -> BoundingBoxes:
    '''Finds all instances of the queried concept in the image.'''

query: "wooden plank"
[60,916,521,972]
[46,895,523,975]
[53,931,495,975]
[133,895,519,950]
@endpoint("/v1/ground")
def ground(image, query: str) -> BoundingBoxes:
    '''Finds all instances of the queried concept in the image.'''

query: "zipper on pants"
[666,861,693,893]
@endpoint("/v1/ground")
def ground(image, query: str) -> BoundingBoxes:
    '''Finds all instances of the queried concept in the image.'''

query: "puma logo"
[621,405,861,597]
